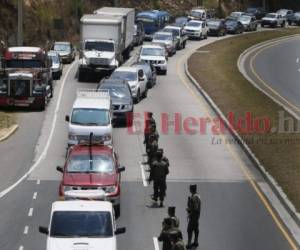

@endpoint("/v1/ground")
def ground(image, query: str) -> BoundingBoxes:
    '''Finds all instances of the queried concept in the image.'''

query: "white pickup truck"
[261,13,286,28]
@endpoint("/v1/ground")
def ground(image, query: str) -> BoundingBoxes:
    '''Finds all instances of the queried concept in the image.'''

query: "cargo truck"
[78,8,135,82]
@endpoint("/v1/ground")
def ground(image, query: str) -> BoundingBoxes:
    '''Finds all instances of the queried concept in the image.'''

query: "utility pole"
[262,0,266,11]
[17,0,23,46]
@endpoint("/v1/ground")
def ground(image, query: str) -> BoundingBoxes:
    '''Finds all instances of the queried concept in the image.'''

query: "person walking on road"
[149,150,169,207]
[146,134,158,166]
[186,184,201,249]
[144,112,156,146]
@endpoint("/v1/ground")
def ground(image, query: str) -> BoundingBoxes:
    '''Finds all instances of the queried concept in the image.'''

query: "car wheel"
[281,21,285,28]
[135,90,140,104]
[143,87,148,98]
[78,69,85,82]
[261,24,264,28]
[114,204,120,218]
[162,70,167,75]
[199,33,203,40]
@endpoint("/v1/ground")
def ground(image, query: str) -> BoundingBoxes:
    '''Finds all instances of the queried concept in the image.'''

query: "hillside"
[0,0,298,46]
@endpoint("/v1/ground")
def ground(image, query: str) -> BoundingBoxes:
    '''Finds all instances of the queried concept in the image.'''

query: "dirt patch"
[188,28,300,211]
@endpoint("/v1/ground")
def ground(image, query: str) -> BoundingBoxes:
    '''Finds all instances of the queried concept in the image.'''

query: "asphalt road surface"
[244,35,300,118]
[0,35,297,250]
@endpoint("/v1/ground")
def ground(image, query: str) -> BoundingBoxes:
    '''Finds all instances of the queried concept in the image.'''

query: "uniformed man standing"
[158,218,173,250]
[146,134,158,167]
[186,184,201,249]
[167,206,180,229]
[150,150,169,207]
[171,231,186,250]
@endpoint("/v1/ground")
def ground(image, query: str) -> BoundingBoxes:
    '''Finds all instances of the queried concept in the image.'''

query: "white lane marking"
[23,226,29,234]
[297,57,299,63]
[153,237,160,250]
[36,180,40,185]
[140,163,148,187]
[0,61,77,198]
[19,246,24,250]
[32,192,37,200]
[28,208,33,217]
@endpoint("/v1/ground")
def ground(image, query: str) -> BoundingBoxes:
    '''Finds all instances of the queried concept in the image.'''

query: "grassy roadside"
[188,28,300,211]
[0,112,16,130]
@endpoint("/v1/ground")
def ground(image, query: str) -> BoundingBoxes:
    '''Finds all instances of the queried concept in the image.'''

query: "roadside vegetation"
[0,112,16,130]
[188,28,300,210]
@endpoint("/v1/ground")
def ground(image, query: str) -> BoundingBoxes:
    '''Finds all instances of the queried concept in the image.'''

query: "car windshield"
[186,22,201,27]
[67,154,114,173]
[225,20,237,25]
[141,48,165,56]
[49,55,59,64]
[246,8,256,13]
[71,109,110,126]
[6,60,43,68]
[191,10,203,17]
[54,44,70,52]
[101,85,130,99]
[85,41,114,52]
[164,28,180,36]
[239,15,251,22]
[153,34,172,41]
[50,211,113,237]
[175,17,187,25]
[266,14,277,18]
[277,10,287,15]
[207,20,221,27]
[230,12,242,18]
[111,71,137,81]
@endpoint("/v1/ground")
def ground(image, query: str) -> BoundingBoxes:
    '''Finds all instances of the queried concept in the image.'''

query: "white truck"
[78,10,134,81]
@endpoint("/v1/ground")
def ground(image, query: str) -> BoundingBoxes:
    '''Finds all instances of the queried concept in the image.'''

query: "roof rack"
[76,89,110,98]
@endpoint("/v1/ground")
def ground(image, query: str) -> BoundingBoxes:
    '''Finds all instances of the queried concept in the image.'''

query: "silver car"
[48,50,63,80]
[52,41,76,64]
[152,32,177,56]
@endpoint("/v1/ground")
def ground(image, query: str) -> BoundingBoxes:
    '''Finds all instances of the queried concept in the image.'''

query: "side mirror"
[65,115,70,122]
[39,226,49,235]
[115,227,126,235]
[56,166,64,173]
[118,166,125,173]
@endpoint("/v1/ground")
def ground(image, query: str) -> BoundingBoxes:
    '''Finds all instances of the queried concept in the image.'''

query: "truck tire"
[114,204,120,218]
[78,69,85,82]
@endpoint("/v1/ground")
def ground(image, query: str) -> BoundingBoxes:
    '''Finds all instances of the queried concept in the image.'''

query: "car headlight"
[105,185,118,195]
[124,104,133,110]
[103,134,112,141]
[68,133,77,141]
[63,186,74,193]
[131,85,137,91]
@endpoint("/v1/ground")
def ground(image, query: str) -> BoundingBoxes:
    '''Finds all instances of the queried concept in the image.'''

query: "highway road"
[0,35,298,250]
[242,35,300,118]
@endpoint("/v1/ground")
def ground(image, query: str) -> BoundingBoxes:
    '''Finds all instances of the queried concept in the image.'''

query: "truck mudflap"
[0,96,46,109]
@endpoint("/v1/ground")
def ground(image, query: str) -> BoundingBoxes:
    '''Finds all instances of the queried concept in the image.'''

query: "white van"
[39,200,126,250]
[66,89,113,146]
[188,8,207,21]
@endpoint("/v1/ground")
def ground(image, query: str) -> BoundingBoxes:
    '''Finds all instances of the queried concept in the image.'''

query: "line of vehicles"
[0,4,298,250]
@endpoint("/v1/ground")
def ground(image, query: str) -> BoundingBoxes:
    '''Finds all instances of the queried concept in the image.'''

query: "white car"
[66,89,113,146]
[110,66,148,103]
[188,8,207,20]
[261,13,286,28]
[184,20,208,39]
[152,32,177,56]
[138,44,168,75]
[39,200,126,250]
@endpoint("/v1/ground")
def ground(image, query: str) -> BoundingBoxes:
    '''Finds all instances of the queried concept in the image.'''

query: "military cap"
[168,206,176,215]
[189,184,197,193]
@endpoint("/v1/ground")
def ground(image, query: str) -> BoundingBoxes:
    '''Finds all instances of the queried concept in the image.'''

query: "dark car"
[225,19,244,34]
[97,79,133,126]
[207,19,227,36]
[133,22,145,46]
[245,7,266,20]
[277,9,294,20]
[132,61,157,88]
[52,41,76,64]
[288,12,300,26]
[175,17,189,27]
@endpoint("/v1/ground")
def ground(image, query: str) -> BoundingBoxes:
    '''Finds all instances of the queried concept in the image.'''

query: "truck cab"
[66,89,113,146]
[0,47,53,110]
